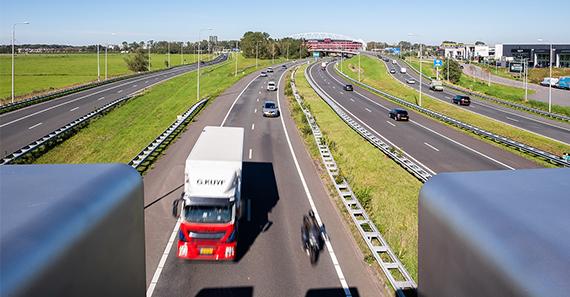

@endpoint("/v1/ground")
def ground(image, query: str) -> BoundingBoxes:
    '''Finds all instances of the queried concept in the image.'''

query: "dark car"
[281,64,287,68]
[389,108,409,121]
[452,95,471,106]
[343,84,354,91]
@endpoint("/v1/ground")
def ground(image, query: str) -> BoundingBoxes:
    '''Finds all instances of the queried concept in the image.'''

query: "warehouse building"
[495,44,570,68]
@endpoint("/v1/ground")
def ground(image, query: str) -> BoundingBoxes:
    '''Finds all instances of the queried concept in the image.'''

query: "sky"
[1,0,568,46]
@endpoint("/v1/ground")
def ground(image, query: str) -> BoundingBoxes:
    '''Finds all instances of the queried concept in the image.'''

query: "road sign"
[392,48,401,55]
[312,51,320,57]
[434,59,443,67]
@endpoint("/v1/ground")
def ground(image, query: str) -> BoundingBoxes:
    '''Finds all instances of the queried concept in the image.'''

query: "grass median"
[288,64,422,280]
[339,55,569,161]
[0,53,213,103]
[34,54,283,164]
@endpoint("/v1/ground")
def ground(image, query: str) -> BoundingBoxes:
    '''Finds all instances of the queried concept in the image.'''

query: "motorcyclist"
[302,210,324,261]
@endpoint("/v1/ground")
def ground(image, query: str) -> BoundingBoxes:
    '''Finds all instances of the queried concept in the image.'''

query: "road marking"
[259,91,261,94]
[248,148,253,159]
[97,96,105,101]
[506,116,520,122]
[133,84,138,88]
[220,75,259,126]
[254,108,257,113]
[146,219,181,297]
[340,91,344,95]
[386,121,396,127]
[28,122,42,130]
[445,96,452,99]
[247,199,251,222]
[332,86,336,89]
[145,80,149,83]
[349,98,355,102]
[69,107,79,112]
[257,98,259,102]
[365,108,372,113]
[117,90,123,93]
[251,123,255,130]
[277,68,351,296]
[424,142,440,152]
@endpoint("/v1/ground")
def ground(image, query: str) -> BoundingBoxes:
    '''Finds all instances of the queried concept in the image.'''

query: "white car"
[540,77,559,87]
[406,78,416,84]
[267,81,277,91]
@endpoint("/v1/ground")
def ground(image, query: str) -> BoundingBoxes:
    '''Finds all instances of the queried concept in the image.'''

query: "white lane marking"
[133,84,138,88]
[146,219,181,297]
[257,98,259,102]
[69,107,79,112]
[506,116,520,122]
[424,142,440,152]
[445,96,452,99]
[386,120,396,127]
[254,108,257,113]
[220,75,260,126]
[349,98,355,102]
[251,123,255,130]
[145,80,149,83]
[117,90,123,93]
[248,148,253,159]
[247,199,251,222]
[332,86,336,89]
[365,108,372,113]
[340,91,344,95]
[97,96,105,101]
[259,91,262,94]
[321,64,516,170]
[276,69,351,296]
[28,122,42,130]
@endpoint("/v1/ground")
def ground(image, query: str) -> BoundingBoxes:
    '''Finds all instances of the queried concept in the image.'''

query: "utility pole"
[167,42,170,68]
[97,44,100,81]
[12,21,29,103]
[180,42,183,65]
[419,43,423,106]
[235,41,238,77]
[105,44,108,80]
[287,43,289,61]
[358,52,361,81]
[148,41,151,71]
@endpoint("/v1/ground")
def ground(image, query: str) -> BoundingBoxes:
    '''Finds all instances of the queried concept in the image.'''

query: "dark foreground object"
[0,164,144,297]
[418,168,570,297]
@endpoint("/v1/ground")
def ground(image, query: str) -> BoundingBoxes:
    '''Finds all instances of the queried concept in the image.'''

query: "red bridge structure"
[290,32,365,56]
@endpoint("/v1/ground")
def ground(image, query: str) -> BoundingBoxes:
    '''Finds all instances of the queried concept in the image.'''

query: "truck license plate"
[200,247,214,255]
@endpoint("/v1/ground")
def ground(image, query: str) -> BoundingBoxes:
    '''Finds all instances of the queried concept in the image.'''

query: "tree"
[124,48,149,72]
[442,58,462,83]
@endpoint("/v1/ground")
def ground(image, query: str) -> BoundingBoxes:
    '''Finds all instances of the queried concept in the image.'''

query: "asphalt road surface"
[142,62,387,297]
[462,63,570,107]
[0,55,227,158]
[309,61,539,174]
[381,56,570,145]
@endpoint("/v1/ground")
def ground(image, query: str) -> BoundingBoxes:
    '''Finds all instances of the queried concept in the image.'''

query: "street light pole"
[11,21,29,103]
[235,41,239,77]
[419,43,423,106]
[197,28,212,101]
[105,43,108,80]
[167,41,170,68]
[97,44,100,81]
[148,41,151,71]
[256,41,260,69]
[358,52,361,81]
[549,43,552,112]
[180,42,183,65]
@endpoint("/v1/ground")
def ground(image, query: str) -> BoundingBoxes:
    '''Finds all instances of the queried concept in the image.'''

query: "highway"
[309,61,539,174]
[380,55,570,145]
[142,63,386,296]
[0,55,227,158]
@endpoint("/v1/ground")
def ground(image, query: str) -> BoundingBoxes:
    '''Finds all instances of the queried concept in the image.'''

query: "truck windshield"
[185,204,232,223]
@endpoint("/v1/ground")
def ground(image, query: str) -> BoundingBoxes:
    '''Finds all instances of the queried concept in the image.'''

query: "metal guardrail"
[334,63,570,167]
[291,67,417,295]
[395,57,570,122]
[0,55,225,115]
[129,97,209,171]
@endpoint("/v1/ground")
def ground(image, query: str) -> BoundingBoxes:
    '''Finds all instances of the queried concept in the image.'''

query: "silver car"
[262,100,279,117]
[267,81,277,91]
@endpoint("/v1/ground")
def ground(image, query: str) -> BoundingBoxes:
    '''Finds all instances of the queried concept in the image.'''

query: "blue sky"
[1,0,568,46]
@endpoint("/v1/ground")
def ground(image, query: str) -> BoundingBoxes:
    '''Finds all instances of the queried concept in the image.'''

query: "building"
[289,33,365,55]
[441,42,490,60]
[208,36,218,44]
[495,44,570,67]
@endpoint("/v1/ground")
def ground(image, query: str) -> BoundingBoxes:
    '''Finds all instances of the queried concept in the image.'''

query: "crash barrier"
[129,97,209,172]
[335,64,570,167]
[0,55,226,115]
[291,66,417,296]
[397,57,570,122]
[0,164,145,297]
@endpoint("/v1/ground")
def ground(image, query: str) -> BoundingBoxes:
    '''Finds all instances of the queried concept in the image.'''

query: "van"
[429,80,444,91]
[540,77,559,87]
[400,67,407,74]
[557,77,570,90]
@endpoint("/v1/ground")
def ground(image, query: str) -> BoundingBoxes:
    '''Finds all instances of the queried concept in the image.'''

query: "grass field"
[34,54,281,164]
[476,62,570,84]
[0,53,213,103]
[339,55,569,159]
[289,64,421,280]
[405,57,436,78]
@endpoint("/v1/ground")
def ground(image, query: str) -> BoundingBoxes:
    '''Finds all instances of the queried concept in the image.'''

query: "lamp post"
[235,41,239,77]
[97,44,100,81]
[197,28,213,101]
[11,21,29,103]
[408,33,422,106]
[538,38,553,112]
[358,51,361,82]
[256,41,261,69]
[180,42,183,65]
[167,41,171,68]
[148,40,152,71]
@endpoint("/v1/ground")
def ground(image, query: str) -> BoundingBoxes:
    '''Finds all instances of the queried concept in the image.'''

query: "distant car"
[389,108,409,121]
[343,84,354,91]
[452,95,471,106]
[390,69,396,74]
[260,71,267,77]
[267,81,277,91]
[429,80,444,91]
[392,60,397,64]
[556,76,570,90]
[281,64,287,68]
[262,100,279,117]
[406,78,416,84]
[383,58,390,62]
[267,67,274,73]
[540,77,558,87]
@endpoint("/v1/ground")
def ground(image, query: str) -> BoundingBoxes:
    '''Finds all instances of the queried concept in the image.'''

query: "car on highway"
[540,77,558,87]
[406,78,416,84]
[343,84,354,91]
[262,100,280,117]
[452,95,471,106]
[281,64,287,69]
[267,81,277,91]
[390,69,396,74]
[392,60,397,64]
[389,108,409,121]
[260,71,267,77]
[267,67,273,73]
[556,76,570,90]
[429,80,444,91]
[383,58,390,62]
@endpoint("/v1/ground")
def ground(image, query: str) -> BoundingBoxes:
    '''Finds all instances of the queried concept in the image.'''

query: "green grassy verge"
[476,62,570,84]
[405,57,436,78]
[289,64,422,280]
[340,55,569,160]
[34,54,282,164]
[456,75,535,102]
[0,53,213,103]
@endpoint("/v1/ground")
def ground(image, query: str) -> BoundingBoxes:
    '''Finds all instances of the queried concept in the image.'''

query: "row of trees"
[239,32,308,60]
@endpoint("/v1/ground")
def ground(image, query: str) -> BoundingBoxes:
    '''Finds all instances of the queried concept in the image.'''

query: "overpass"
[290,32,365,55]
